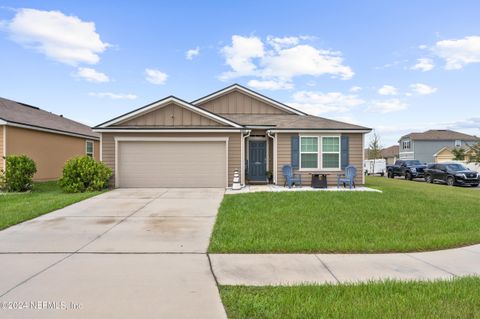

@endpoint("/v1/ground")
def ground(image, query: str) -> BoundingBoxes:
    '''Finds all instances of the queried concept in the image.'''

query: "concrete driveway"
[0,188,227,319]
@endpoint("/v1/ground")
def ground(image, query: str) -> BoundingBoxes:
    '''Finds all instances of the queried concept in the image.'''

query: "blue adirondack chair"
[337,165,357,189]
[282,164,302,188]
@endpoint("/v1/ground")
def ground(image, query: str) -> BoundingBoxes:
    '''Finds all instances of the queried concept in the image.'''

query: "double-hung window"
[300,137,318,169]
[322,137,340,169]
[299,136,341,170]
[86,141,94,158]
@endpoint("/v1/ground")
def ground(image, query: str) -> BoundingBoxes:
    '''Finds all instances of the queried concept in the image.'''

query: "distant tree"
[467,139,480,164]
[451,147,466,161]
[368,131,382,160]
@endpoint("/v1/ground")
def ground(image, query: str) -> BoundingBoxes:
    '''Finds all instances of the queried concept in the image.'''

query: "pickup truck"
[386,160,427,180]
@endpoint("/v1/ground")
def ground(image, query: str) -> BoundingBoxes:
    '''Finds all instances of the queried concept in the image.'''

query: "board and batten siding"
[101,132,242,187]
[114,102,223,127]
[276,133,364,186]
[197,90,290,115]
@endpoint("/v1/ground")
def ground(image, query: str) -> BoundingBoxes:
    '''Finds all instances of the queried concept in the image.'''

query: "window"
[299,136,341,170]
[455,140,462,147]
[402,140,411,150]
[86,141,94,157]
[300,137,318,169]
[322,137,340,169]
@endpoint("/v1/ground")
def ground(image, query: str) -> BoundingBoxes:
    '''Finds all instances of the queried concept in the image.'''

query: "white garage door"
[117,140,227,188]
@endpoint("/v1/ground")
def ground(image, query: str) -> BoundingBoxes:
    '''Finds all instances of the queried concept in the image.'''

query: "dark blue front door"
[248,141,266,181]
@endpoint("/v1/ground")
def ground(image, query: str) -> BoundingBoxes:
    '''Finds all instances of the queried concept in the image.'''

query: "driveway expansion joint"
[314,255,340,283]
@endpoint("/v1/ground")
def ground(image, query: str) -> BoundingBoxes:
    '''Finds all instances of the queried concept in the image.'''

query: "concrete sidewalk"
[210,244,480,286]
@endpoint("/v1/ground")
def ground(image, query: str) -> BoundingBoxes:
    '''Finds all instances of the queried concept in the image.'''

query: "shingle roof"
[400,129,477,141]
[220,114,370,130]
[381,145,399,158]
[0,97,99,139]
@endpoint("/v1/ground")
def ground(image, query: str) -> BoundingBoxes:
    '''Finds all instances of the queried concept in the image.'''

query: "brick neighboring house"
[0,97,100,180]
[398,129,477,163]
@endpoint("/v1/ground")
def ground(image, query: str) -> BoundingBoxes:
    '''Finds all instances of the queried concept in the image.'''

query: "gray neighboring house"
[398,129,477,163]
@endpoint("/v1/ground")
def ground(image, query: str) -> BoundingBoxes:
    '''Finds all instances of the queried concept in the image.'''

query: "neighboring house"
[93,84,371,188]
[398,129,477,163]
[434,146,477,163]
[381,145,399,165]
[0,97,100,180]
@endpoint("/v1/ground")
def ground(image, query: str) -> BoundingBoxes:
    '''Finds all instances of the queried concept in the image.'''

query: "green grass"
[0,181,104,230]
[220,277,480,319]
[209,177,480,253]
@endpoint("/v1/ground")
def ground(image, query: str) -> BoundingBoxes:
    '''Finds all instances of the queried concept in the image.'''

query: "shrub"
[59,156,112,193]
[1,155,37,192]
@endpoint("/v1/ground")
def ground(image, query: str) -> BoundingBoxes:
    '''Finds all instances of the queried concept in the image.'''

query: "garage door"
[117,140,227,188]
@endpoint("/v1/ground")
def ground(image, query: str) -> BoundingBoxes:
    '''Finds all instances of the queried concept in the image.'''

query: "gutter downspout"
[267,130,276,185]
[241,129,251,187]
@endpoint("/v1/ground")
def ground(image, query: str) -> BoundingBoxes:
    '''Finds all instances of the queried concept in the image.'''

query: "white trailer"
[364,159,387,176]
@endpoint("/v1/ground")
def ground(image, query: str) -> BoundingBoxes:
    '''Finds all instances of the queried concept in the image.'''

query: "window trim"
[86,140,94,157]
[298,134,341,171]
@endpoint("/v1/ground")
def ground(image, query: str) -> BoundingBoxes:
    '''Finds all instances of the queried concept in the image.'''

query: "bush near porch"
[209,176,480,253]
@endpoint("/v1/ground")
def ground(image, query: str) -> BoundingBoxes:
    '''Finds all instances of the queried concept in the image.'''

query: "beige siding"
[276,133,364,186]
[116,102,223,127]
[197,90,291,115]
[0,125,4,171]
[101,132,242,187]
[5,126,99,181]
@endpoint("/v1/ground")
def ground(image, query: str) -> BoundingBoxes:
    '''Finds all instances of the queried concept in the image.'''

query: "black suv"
[424,163,480,187]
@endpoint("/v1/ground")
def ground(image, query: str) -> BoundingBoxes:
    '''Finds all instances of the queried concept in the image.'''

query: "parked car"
[424,163,479,187]
[364,159,386,176]
[387,160,427,180]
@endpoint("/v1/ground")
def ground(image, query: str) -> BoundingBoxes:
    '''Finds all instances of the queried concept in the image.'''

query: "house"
[398,129,477,163]
[381,145,399,165]
[93,84,371,188]
[0,97,99,180]
[433,146,477,163]
[364,145,399,164]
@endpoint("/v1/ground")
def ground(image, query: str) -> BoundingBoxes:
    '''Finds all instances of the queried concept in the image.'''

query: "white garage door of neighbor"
[117,141,227,188]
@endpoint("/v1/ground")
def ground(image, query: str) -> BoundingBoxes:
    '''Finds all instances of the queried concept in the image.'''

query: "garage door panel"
[118,141,226,188]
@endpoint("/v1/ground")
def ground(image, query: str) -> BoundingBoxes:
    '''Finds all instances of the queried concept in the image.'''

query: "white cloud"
[88,92,137,100]
[410,83,437,95]
[366,99,407,113]
[145,68,168,85]
[3,8,109,65]
[378,85,398,96]
[76,67,109,83]
[349,86,362,93]
[220,35,353,84]
[220,35,264,79]
[432,36,480,69]
[418,44,428,50]
[186,47,200,60]
[411,58,434,72]
[289,91,365,115]
[247,79,293,90]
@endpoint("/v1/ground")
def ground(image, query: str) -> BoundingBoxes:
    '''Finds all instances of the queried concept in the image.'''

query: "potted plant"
[266,170,273,184]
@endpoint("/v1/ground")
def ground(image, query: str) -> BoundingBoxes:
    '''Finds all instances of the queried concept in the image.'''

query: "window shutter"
[341,135,349,169]
[291,135,299,169]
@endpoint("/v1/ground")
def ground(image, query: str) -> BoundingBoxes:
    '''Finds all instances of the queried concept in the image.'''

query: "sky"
[0,0,479,147]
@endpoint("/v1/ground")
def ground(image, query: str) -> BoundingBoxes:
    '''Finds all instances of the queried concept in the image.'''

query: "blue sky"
[1,1,479,146]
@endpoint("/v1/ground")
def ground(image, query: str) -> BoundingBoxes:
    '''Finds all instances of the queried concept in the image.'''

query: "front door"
[248,141,266,181]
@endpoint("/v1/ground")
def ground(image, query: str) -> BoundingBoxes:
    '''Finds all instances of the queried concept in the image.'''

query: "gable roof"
[94,96,243,129]
[220,114,370,130]
[0,97,98,139]
[191,83,307,116]
[399,129,477,142]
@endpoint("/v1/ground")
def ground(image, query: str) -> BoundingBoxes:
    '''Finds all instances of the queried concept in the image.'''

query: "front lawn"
[0,181,103,230]
[220,277,480,319]
[209,177,480,253]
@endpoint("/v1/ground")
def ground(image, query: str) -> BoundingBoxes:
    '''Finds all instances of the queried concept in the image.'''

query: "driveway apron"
[0,188,227,319]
